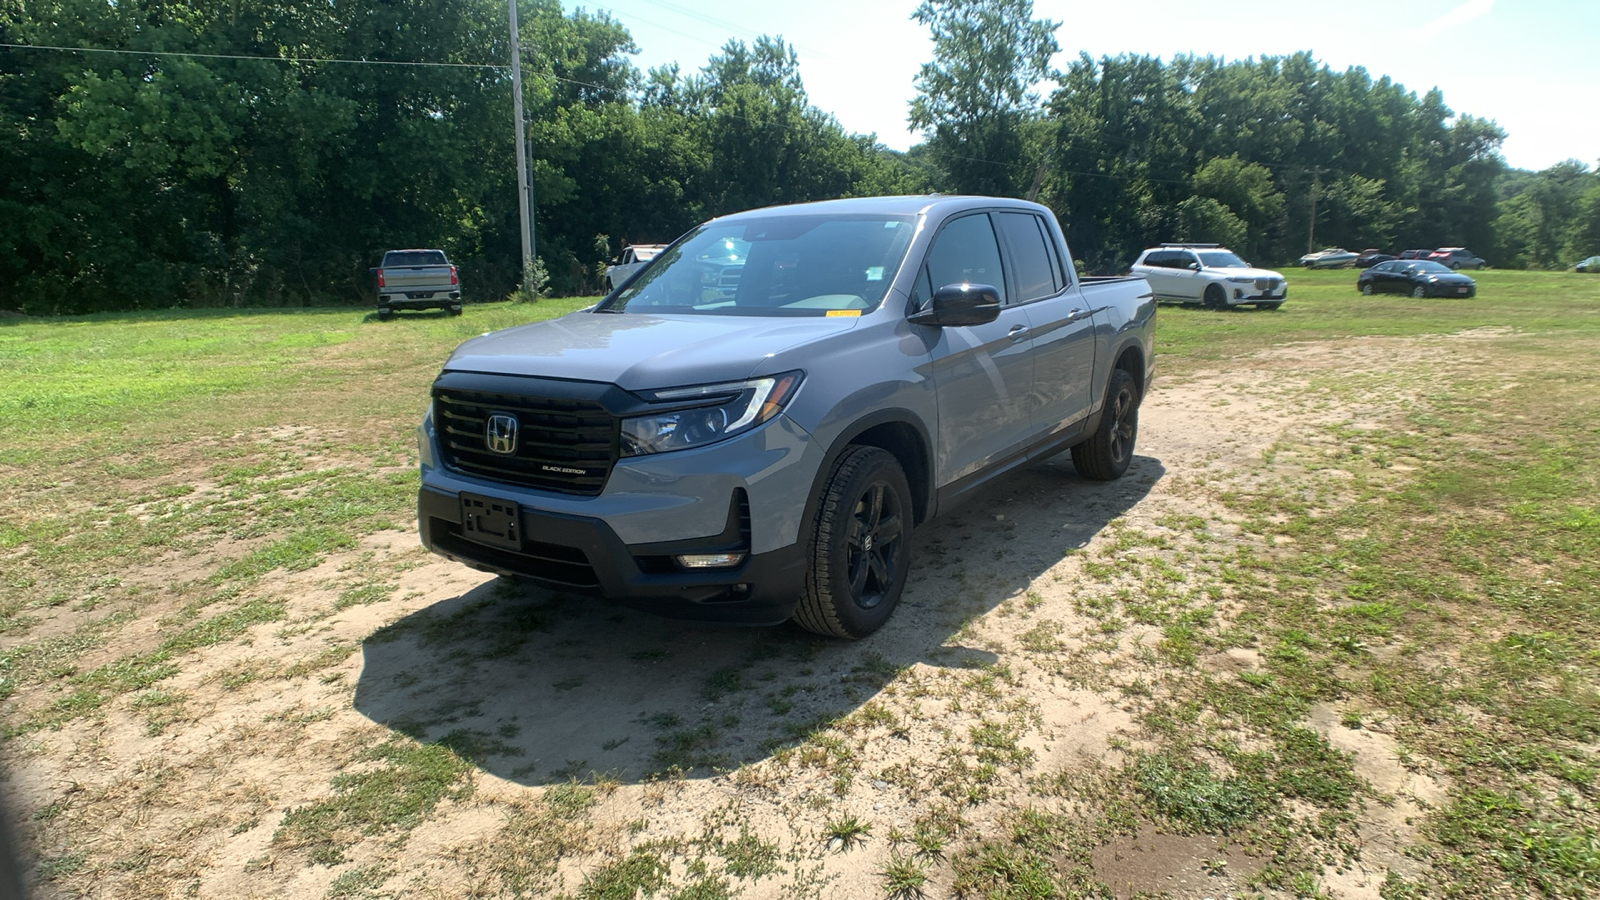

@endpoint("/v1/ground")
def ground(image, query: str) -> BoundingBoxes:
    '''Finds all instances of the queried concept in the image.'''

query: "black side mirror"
[909,283,1002,327]
[368,267,379,276]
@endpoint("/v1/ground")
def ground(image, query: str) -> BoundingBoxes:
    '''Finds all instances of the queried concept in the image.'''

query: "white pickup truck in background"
[602,244,666,291]
[372,249,462,319]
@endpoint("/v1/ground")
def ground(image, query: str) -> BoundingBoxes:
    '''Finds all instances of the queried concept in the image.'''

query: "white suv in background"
[1131,243,1286,309]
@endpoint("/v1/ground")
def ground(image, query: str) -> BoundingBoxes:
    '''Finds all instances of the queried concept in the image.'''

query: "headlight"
[621,372,803,456]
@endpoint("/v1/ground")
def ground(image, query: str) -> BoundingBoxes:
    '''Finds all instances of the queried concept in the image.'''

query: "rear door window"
[995,212,1063,302]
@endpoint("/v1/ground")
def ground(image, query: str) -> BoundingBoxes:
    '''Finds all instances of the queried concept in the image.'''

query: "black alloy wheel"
[1071,368,1140,481]
[843,482,904,611]
[795,446,913,639]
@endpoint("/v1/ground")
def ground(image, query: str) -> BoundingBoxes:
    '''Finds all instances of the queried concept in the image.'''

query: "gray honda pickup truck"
[417,195,1155,638]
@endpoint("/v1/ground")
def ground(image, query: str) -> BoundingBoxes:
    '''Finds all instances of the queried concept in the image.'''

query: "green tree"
[908,0,1058,197]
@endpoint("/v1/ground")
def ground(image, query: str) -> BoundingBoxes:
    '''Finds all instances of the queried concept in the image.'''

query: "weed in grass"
[719,828,781,879]
[1133,753,1260,831]
[274,739,473,865]
[576,849,668,900]
[880,853,928,899]
[434,728,522,765]
[215,527,357,582]
[670,877,735,900]
[33,851,87,882]
[335,582,394,610]
[1017,620,1064,653]
[283,644,356,679]
[702,667,744,702]
[824,816,872,851]
[653,724,725,773]
[949,837,1056,900]
[325,865,391,899]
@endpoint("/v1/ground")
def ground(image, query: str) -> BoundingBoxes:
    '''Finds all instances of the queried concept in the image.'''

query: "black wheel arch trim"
[802,408,935,539]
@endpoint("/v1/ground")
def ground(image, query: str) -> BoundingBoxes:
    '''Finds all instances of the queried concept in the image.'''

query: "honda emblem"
[485,414,519,455]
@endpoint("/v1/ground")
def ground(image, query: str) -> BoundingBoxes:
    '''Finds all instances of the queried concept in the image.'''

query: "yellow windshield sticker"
[825,309,861,317]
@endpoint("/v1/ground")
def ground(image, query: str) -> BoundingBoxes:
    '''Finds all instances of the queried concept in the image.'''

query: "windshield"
[1409,261,1453,274]
[600,215,916,316]
[1197,250,1249,268]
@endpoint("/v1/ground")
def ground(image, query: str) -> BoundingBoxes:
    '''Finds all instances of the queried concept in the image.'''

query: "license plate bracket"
[460,492,521,551]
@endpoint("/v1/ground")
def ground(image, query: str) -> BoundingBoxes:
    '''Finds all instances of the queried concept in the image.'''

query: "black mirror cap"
[368,267,380,276]
[909,283,1002,327]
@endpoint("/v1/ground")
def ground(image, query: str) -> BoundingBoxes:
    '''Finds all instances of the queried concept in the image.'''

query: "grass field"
[3,270,1599,899]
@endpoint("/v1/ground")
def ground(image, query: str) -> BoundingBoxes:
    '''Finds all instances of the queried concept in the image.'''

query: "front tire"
[1361,283,1375,296]
[1072,368,1140,481]
[1203,284,1227,309]
[1411,285,1427,298]
[795,447,913,640]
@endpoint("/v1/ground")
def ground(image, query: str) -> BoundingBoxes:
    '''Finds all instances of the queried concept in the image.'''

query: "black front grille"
[435,386,617,495]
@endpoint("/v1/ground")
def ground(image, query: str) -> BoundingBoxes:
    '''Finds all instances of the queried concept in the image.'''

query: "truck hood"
[442,310,860,390]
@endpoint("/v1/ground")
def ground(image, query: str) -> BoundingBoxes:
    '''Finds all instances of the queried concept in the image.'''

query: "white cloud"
[1422,0,1495,34]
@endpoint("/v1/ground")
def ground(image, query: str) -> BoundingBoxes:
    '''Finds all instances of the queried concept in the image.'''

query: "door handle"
[1007,324,1030,341]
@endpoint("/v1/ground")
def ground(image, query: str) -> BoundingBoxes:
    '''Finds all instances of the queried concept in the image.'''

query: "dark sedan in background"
[1358,260,1477,297]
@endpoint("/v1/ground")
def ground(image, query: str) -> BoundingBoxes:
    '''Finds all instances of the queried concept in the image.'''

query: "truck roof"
[708,194,1051,222]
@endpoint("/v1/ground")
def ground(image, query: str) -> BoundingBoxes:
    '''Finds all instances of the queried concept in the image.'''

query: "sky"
[573,0,1596,173]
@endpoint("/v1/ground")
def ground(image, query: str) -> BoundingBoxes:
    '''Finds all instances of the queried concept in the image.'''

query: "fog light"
[676,552,746,569]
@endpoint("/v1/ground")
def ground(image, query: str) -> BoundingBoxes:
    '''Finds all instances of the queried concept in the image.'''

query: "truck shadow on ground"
[353,454,1165,785]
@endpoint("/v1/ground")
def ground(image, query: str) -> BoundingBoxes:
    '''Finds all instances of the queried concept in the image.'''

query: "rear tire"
[1071,368,1140,481]
[449,305,463,316]
[377,306,393,321]
[795,447,913,639]
[1203,284,1227,309]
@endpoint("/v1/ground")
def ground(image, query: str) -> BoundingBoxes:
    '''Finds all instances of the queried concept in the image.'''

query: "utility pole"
[509,0,535,296]
[1306,166,1321,254]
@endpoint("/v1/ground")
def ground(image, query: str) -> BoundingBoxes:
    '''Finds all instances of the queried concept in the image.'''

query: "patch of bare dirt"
[1094,826,1266,899]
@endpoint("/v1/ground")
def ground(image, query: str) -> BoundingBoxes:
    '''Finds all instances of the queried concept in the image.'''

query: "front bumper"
[418,485,806,623]
[1227,286,1286,303]
[415,406,821,624]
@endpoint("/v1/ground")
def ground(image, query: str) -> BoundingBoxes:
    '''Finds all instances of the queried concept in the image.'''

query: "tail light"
[376,269,385,288]
[450,266,459,286]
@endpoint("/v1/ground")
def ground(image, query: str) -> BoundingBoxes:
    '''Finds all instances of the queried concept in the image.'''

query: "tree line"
[2,0,1596,316]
